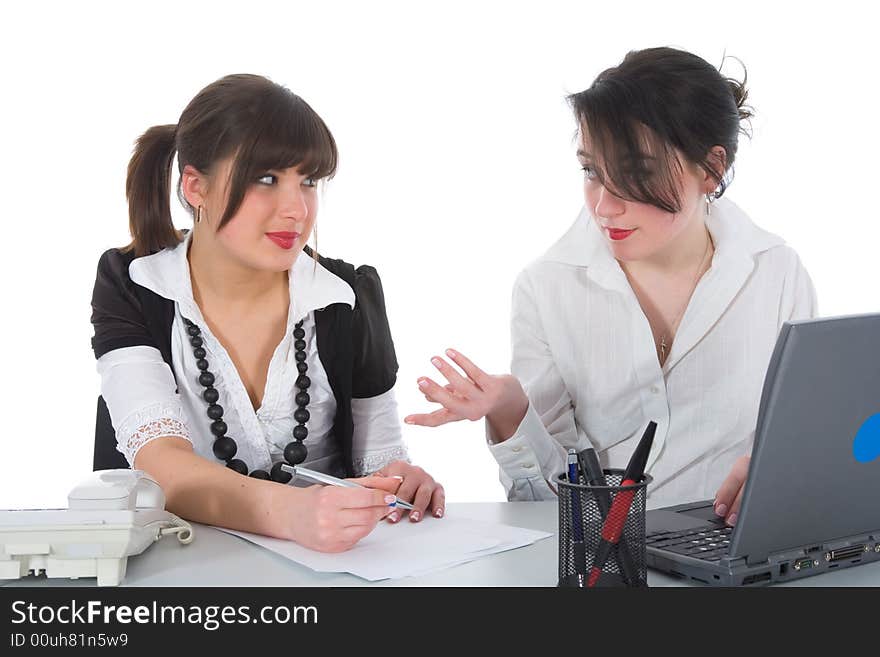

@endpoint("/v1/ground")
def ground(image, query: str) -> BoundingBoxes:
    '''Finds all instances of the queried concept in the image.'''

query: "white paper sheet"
[218,515,551,581]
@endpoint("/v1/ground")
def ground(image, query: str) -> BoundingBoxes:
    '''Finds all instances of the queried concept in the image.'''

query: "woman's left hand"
[713,455,750,526]
[371,461,445,524]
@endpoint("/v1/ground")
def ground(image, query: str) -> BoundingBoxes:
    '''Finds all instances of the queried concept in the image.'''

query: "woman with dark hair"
[406,48,816,525]
[91,74,443,553]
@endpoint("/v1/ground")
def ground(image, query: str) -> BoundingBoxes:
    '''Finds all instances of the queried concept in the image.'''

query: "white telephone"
[0,470,193,586]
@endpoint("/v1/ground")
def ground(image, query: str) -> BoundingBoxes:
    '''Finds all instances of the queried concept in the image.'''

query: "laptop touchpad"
[680,504,728,525]
[647,509,717,533]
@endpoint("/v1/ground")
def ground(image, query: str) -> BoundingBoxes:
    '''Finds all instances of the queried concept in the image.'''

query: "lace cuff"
[115,401,193,466]
[352,445,410,477]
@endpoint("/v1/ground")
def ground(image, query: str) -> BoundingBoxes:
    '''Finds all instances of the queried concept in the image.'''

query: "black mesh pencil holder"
[557,469,652,588]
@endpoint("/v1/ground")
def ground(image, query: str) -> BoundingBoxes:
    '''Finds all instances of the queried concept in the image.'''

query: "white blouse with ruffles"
[96,231,408,477]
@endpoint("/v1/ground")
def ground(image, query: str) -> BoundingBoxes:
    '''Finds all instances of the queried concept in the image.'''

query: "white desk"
[5,502,880,587]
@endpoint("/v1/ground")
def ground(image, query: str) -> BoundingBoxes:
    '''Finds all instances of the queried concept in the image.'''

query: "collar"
[129,230,355,328]
[536,198,787,473]
[539,197,785,289]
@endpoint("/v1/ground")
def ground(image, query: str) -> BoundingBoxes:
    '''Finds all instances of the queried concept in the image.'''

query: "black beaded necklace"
[182,316,311,483]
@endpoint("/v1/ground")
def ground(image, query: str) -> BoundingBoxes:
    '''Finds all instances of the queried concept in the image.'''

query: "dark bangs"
[570,76,686,214]
[216,82,338,228]
[568,47,748,214]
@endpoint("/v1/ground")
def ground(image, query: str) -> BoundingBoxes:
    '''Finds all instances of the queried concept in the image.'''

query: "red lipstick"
[266,232,299,250]
[606,228,636,241]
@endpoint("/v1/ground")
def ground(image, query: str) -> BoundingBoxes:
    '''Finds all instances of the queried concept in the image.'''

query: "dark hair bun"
[727,77,753,123]
[720,54,754,131]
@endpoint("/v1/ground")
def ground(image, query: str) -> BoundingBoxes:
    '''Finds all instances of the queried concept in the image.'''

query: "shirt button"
[512,446,523,453]
[522,463,534,469]
[650,385,661,394]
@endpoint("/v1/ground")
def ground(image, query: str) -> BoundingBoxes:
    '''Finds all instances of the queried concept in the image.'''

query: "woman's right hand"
[279,475,402,553]
[403,348,530,443]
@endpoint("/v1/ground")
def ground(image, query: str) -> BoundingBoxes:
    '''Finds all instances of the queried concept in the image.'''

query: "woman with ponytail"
[91,74,443,553]
[407,48,817,523]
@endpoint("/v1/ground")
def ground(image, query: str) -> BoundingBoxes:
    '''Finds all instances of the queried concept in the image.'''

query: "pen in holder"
[557,469,651,587]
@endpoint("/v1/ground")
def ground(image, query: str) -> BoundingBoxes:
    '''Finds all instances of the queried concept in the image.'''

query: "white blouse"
[97,231,408,477]
[488,198,817,508]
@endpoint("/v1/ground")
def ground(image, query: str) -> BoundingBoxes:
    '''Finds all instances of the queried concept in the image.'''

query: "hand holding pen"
[275,467,406,553]
[283,461,446,524]
[281,464,415,510]
[370,461,446,523]
[587,421,656,587]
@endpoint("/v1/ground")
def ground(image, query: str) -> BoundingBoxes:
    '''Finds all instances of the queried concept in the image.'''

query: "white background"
[1,1,878,508]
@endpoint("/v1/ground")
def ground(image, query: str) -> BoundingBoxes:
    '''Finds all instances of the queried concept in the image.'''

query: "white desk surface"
[5,502,880,587]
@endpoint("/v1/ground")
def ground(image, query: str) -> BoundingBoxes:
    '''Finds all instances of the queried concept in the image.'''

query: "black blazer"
[90,244,398,477]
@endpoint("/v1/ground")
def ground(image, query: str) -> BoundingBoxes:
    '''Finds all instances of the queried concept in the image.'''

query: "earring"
[196,205,203,223]
[705,193,714,217]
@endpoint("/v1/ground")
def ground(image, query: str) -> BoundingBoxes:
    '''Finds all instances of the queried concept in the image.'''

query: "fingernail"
[388,512,399,523]
[418,379,429,389]
[727,513,738,526]
[392,475,404,481]
[410,511,421,522]
[446,349,457,358]
[431,357,442,369]
[404,417,414,424]
[384,495,397,505]
[715,503,728,517]
[434,508,444,518]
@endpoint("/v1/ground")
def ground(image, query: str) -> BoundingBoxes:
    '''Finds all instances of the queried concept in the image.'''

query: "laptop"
[645,313,880,586]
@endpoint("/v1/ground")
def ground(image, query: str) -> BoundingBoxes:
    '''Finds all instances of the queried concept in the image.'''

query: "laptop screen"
[728,315,880,564]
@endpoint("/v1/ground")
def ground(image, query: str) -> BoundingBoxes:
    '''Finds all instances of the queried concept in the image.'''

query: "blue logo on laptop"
[853,414,880,463]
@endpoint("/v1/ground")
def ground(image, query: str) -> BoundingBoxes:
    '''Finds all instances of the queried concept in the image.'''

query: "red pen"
[587,421,656,587]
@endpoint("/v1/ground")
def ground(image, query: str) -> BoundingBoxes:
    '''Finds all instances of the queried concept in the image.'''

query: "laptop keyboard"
[646,525,733,562]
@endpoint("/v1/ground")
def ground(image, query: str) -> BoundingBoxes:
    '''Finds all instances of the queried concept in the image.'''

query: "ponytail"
[125,124,182,256]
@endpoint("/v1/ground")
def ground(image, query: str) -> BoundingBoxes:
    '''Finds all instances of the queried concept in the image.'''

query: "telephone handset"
[68,469,167,511]
[1,469,193,586]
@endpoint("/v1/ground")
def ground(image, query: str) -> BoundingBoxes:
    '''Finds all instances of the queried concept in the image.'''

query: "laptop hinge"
[720,555,746,569]
[745,553,769,567]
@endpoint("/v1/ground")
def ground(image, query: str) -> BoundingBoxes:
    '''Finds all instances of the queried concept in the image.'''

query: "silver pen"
[280,464,415,510]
